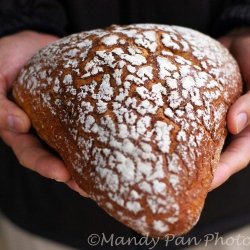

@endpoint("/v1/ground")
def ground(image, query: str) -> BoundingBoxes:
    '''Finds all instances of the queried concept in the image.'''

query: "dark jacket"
[1,0,250,37]
[1,1,250,249]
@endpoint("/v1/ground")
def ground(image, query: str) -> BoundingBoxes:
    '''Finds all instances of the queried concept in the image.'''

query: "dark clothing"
[1,1,250,249]
[1,0,250,38]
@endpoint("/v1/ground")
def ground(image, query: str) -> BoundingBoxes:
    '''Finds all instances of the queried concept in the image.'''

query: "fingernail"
[236,113,247,133]
[7,115,24,132]
[53,179,65,182]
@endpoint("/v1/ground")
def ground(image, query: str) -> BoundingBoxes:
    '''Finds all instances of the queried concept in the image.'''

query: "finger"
[0,129,71,182]
[227,91,250,134]
[218,36,233,49]
[209,126,250,191]
[66,179,89,197]
[0,91,31,133]
[230,37,250,87]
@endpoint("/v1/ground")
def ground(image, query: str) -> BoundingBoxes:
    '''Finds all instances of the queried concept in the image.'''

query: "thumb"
[227,91,250,134]
[0,90,31,133]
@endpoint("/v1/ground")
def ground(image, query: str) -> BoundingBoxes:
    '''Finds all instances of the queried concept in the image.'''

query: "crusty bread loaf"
[13,24,242,238]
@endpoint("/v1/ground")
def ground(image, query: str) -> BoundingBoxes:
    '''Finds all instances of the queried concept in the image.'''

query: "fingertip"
[7,115,27,133]
[0,98,31,133]
[66,179,89,197]
[226,103,239,135]
[209,162,231,191]
[227,92,250,134]
[40,156,72,182]
[11,104,32,133]
[236,112,247,134]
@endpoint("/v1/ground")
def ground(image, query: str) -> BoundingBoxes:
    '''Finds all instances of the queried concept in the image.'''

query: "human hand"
[0,31,88,197]
[210,28,250,190]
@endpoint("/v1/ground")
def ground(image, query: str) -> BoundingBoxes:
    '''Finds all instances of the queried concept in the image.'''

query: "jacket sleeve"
[213,3,250,37]
[0,0,68,38]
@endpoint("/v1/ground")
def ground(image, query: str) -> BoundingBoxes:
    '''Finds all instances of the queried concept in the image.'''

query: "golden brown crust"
[13,24,242,238]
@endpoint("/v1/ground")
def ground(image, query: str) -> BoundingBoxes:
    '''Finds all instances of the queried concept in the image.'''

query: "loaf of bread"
[13,24,242,238]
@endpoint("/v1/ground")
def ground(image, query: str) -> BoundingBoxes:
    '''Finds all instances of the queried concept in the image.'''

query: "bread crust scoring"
[13,24,242,238]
